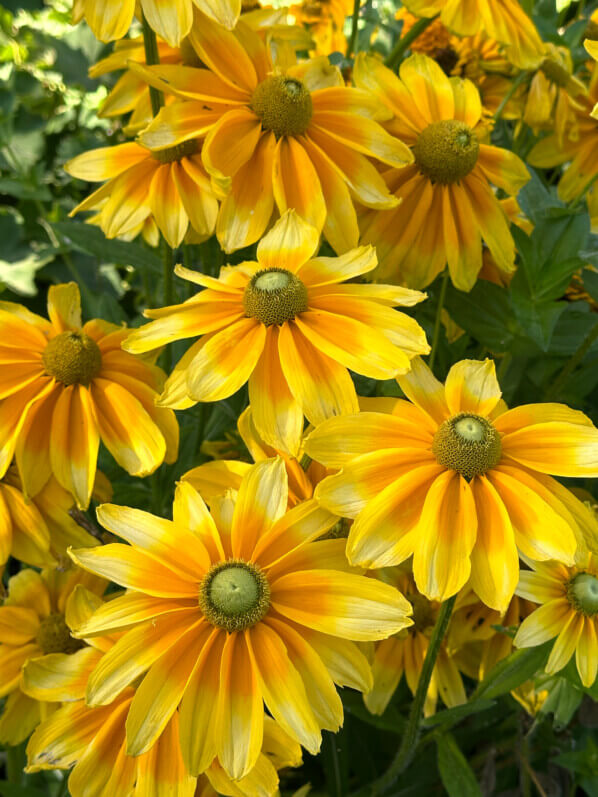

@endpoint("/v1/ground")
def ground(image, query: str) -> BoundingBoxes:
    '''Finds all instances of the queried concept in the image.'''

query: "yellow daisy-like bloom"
[132,12,412,254]
[354,53,530,290]
[364,567,466,718]
[0,466,101,570]
[289,0,354,56]
[0,568,107,745]
[523,43,587,147]
[305,357,598,611]
[68,458,412,780]
[528,59,598,202]
[71,0,241,45]
[395,8,452,56]
[66,140,219,248]
[402,0,544,68]
[123,211,429,456]
[0,282,178,510]
[515,551,598,688]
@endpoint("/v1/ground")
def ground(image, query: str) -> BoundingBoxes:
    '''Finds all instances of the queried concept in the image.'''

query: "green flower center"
[540,58,570,88]
[567,572,598,616]
[243,268,309,326]
[413,120,479,184]
[152,139,199,164]
[36,613,84,655]
[251,76,313,138]
[199,560,271,633]
[432,413,502,479]
[42,331,102,386]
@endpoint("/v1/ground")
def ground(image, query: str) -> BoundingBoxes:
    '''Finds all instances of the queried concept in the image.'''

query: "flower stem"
[346,0,361,59]
[385,15,438,70]
[141,12,164,116]
[366,595,457,795]
[162,239,174,369]
[5,744,24,783]
[493,70,529,121]
[546,319,598,399]
[428,268,449,371]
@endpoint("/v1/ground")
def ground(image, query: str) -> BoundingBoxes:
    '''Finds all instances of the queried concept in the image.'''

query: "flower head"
[68,458,412,779]
[0,282,178,509]
[124,211,429,455]
[306,357,598,611]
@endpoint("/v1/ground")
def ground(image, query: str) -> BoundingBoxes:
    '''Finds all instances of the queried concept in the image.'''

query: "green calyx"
[200,560,271,633]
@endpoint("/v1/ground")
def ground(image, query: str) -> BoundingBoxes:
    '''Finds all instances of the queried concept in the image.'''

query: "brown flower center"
[36,613,84,654]
[152,139,199,163]
[413,120,479,184]
[251,76,313,138]
[42,331,102,386]
[540,58,570,88]
[432,413,502,479]
[199,560,270,632]
[243,268,309,326]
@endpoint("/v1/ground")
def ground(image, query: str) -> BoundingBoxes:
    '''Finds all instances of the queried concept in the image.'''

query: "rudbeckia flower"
[515,550,598,688]
[289,0,353,56]
[354,53,530,291]
[401,0,544,68]
[364,567,467,717]
[305,357,598,611]
[124,211,429,456]
[0,282,178,510]
[132,12,412,253]
[71,0,241,45]
[528,60,598,203]
[0,568,107,745]
[68,458,412,779]
[66,140,219,248]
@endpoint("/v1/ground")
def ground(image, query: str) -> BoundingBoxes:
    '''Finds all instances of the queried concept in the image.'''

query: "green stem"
[141,12,164,116]
[360,596,457,795]
[385,15,438,70]
[493,70,529,121]
[5,744,24,783]
[162,240,174,370]
[545,319,598,399]
[345,0,361,59]
[428,269,449,371]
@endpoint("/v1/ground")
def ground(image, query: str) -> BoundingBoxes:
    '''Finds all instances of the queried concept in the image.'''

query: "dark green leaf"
[52,222,162,272]
[421,699,495,729]
[436,733,482,797]
[471,643,552,700]
[444,281,516,352]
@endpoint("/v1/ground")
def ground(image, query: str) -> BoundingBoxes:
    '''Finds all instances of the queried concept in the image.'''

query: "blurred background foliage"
[0,0,598,794]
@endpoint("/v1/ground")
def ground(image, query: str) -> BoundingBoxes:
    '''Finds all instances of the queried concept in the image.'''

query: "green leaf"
[538,676,583,731]
[52,222,162,272]
[421,699,495,730]
[436,733,482,797]
[444,281,515,352]
[471,643,552,701]
[0,785,51,797]
[0,251,54,295]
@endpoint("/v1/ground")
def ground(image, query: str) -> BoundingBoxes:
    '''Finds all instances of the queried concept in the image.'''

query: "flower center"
[251,76,313,138]
[567,572,598,616]
[432,412,502,479]
[42,331,102,386]
[243,268,309,326]
[408,593,437,633]
[585,20,598,41]
[152,139,199,164]
[36,613,84,655]
[540,58,570,88]
[413,120,479,184]
[199,560,270,632]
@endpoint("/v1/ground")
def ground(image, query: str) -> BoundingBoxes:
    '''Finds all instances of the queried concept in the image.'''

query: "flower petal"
[231,458,288,559]
[444,359,502,418]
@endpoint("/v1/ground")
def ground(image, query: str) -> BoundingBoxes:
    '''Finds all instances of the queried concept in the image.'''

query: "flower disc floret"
[199,560,270,633]
[42,331,102,386]
[36,612,83,655]
[540,58,570,87]
[567,572,598,616]
[243,268,309,326]
[432,412,502,479]
[413,120,480,184]
[251,76,313,138]
[152,139,199,164]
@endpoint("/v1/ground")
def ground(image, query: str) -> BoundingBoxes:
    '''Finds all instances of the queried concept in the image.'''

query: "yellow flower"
[528,60,598,202]
[0,282,178,509]
[523,43,587,147]
[354,53,530,290]
[402,0,544,69]
[123,211,429,456]
[306,357,598,611]
[0,567,107,745]
[515,551,598,688]
[132,12,412,254]
[66,140,219,248]
[364,567,466,717]
[72,0,241,45]
[290,0,354,56]
[68,458,412,779]
[395,8,452,56]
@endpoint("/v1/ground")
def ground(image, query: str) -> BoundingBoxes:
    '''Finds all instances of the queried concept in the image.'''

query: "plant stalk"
[346,0,361,59]
[141,13,164,116]
[428,268,449,371]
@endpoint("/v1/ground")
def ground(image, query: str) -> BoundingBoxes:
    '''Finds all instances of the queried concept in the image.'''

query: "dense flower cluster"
[2,0,598,794]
